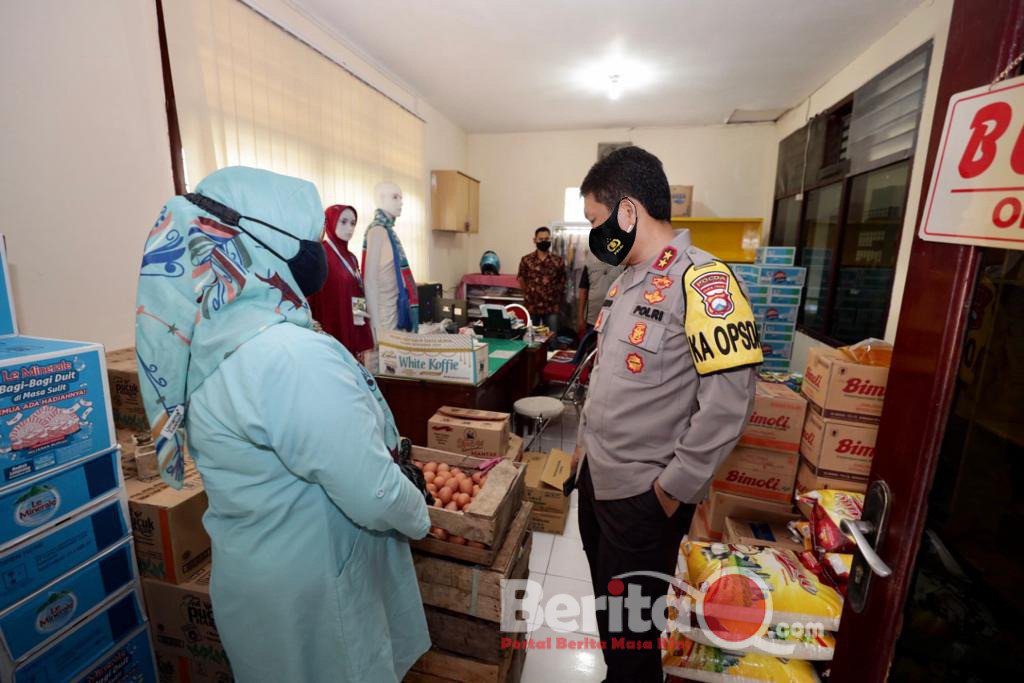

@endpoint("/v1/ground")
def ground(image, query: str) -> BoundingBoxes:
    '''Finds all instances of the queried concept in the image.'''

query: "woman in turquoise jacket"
[135,166,431,681]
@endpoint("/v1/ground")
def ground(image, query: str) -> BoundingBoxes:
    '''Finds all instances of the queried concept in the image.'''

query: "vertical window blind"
[163,0,426,272]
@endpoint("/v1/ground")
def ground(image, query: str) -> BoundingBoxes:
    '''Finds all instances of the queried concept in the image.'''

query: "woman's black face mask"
[184,193,328,297]
[589,197,637,267]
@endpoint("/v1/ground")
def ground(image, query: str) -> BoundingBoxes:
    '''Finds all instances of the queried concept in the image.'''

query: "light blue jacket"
[188,323,431,682]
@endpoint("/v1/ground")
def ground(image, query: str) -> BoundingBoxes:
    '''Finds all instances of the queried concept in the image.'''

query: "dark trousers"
[578,462,694,683]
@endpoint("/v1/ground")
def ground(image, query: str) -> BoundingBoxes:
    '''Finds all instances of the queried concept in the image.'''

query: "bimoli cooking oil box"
[0,335,116,488]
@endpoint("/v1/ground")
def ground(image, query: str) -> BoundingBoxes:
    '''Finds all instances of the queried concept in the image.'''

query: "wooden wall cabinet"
[431,170,479,232]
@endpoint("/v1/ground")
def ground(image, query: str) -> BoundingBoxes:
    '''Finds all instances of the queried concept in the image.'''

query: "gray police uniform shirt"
[583,253,625,327]
[577,230,758,504]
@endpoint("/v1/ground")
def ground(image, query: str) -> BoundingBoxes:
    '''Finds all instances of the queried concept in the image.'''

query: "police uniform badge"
[683,261,762,375]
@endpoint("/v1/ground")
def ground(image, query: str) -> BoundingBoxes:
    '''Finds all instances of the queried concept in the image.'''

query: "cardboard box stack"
[796,344,891,496]
[691,380,807,541]
[427,406,524,462]
[730,247,807,372]
[522,449,573,534]
[0,237,158,681]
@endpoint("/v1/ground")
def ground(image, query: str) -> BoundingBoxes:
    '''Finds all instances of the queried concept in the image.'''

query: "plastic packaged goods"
[665,587,836,661]
[682,541,844,631]
[839,338,893,368]
[662,632,821,682]
[799,490,865,553]
[823,553,853,592]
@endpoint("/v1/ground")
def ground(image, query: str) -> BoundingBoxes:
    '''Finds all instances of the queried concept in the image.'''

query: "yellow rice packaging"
[682,541,844,631]
[662,632,821,683]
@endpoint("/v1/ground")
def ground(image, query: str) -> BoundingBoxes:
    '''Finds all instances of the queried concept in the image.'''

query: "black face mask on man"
[537,240,552,252]
[184,193,328,297]
[589,197,637,267]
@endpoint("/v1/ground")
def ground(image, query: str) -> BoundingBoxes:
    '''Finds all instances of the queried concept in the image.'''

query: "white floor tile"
[546,534,590,582]
[570,489,580,509]
[562,506,581,540]
[536,575,600,636]
[530,532,555,574]
[519,626,607,683]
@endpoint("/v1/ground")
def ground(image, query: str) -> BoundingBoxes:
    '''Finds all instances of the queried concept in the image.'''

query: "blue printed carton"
[755,246,796,266]
[756,266,807,287]
[8,586,149,682]
[0,494,130,610]
[0,539,136,663]
[0,239,16,337]
[0,336,115,489]
[753,304,800,325]
[767,286,803,307]
[762,321,797,335]
[761,357,793,372]
[71,623,155,683]
[0,449,121,552]
[762,341,794,360]
[729,264,761,287]
[762,327,796,345]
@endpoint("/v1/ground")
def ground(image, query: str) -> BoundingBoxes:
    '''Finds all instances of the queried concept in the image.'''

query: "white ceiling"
[292,0,922,133]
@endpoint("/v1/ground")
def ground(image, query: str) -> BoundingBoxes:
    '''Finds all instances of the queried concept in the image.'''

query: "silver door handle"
[842,519,893,578]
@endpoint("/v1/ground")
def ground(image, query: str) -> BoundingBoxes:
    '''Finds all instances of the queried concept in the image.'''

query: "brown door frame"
[831,2,1024,681]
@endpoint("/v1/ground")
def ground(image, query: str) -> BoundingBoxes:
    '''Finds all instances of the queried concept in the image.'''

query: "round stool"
[513,396,565,449]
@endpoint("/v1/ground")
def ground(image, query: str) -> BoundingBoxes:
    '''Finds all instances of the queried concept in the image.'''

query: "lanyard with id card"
[325,239,368,326]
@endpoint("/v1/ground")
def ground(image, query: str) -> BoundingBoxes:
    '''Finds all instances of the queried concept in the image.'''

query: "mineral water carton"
[0,448,121,551]
[6,585,150,682]
[754,246,797,266]
[0,336,115,490]
[0,539,137,663]
[0,494,130,610]
[72,623,156,683]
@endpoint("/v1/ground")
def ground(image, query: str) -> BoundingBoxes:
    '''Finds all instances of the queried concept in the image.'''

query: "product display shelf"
[459,274,526,320]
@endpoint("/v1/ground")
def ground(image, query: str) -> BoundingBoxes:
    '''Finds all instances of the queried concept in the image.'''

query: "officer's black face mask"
[589,197,637,267]
[184,193,328,298]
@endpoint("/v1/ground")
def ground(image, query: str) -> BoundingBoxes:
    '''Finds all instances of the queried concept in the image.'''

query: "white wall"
[0,0,175,349]
[421,101,469,291]
[465,124,778,276]
[776,0,954,372]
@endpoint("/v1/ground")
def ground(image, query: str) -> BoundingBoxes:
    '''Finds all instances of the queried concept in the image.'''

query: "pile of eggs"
[413,460,490,548]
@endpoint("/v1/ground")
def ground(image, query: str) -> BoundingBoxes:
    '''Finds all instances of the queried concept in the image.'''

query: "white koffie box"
[0,336,115,490]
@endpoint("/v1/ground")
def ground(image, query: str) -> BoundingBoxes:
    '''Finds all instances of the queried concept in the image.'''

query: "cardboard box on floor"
[427,406,511,459]
[154,646,234,683]
[522,450,572,533]
[143,563,233,678]
[711,446,798,504]
[125,462,210,584]
[800,410,878,479]
[802,345,889,424]
[106,347,150,433]
[723,515,803,552]
[740,381,807,454]
[794,458,868,511]
[705,490,795,537]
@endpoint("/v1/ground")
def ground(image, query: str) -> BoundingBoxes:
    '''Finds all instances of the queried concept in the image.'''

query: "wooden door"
[831,2,1024,680]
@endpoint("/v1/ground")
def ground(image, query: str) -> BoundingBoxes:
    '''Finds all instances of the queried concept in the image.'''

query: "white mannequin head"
[375,182,403,218]
[334,207,357,242]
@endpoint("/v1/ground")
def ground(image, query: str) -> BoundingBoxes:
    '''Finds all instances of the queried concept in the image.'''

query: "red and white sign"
[921,75,1024,249]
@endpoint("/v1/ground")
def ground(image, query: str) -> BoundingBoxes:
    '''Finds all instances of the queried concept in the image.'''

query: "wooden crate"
[411,446,526,561]
[414,502,532,623]
[405,643,525,683]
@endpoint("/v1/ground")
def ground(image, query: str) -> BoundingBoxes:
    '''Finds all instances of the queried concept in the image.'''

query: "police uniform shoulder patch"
[683,260,763,375]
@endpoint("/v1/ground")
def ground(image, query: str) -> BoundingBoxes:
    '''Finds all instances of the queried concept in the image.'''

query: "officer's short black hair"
[580,146,671,221]
[535,226,551,237]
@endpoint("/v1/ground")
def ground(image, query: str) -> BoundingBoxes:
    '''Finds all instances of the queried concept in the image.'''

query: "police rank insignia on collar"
[653,246,678,271]
[683,261,763,375]
[608,284,619,298]
[651,275,673,290]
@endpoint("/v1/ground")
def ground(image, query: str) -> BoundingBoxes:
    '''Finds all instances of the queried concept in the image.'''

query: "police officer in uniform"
[573,146,762,682]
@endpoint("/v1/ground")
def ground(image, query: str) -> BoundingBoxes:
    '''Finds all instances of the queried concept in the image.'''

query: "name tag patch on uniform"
[632,305,664,322]
[683,261,763,375]
[628,322,647,345]
[625,352,645,374]
[643,289,666,305]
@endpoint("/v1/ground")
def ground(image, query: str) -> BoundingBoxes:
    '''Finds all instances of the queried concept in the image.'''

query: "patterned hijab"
[136,166,323,488]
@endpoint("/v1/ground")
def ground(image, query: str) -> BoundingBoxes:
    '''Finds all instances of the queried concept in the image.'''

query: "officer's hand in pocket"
[653,480,680,518]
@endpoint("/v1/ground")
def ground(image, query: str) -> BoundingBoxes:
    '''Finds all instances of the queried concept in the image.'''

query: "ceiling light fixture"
[575,54,656,101]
